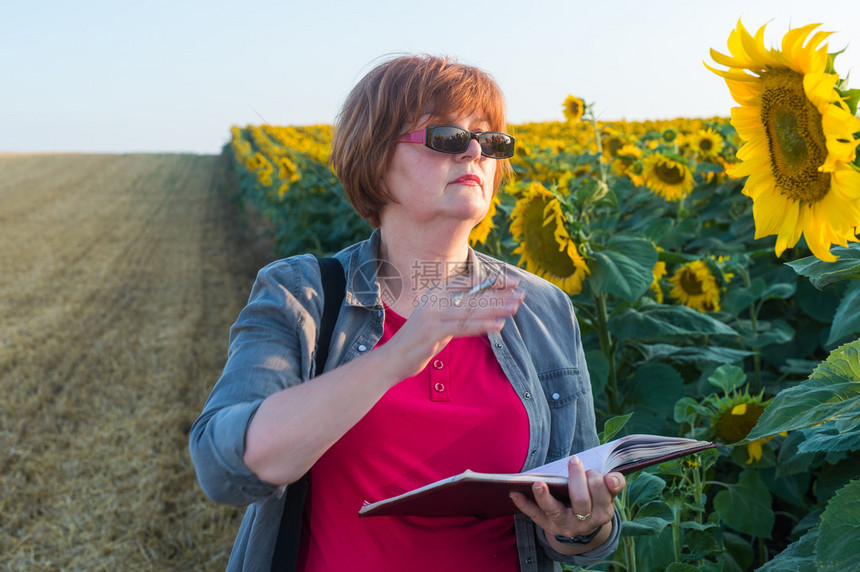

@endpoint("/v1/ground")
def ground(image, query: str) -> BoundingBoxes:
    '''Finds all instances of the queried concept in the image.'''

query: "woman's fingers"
[382,281,523,381]
[567,457,592,521]
[509,462,626,540]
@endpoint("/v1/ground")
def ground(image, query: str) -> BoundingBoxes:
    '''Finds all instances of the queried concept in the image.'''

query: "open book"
[359,434,715,519]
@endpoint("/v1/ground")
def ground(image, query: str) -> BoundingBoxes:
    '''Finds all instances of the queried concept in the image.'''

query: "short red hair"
[330,54,512,227]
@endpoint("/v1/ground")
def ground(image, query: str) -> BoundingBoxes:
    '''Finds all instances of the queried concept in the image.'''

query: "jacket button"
[495,343,503,349]
[358,344,367,352]
[552,392,560,400]
[523,391,531,400]
[433,360,444,369]
[526,557,534,564]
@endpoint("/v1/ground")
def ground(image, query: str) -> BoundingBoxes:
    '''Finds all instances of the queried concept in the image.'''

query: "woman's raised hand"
[379,280,524,383]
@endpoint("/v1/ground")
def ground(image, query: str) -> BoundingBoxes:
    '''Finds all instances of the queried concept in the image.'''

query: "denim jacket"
[189,230,620,571]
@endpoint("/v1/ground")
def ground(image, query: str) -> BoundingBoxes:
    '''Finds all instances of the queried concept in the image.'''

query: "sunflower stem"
[588,107,609,185]
[618,485,637,572]
[740,267,763,393]
[594,292,620,414]
[671,500,683,563]
[623,537,637,572]
[692,462,703,525]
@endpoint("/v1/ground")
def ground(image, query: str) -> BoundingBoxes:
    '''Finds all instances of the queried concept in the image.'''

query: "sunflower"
[509,182,590,294]
[707,21,860,262]
[662,128,679,143]
[611,143,644,184]
[711,395,772,463]
[600,127,628,160]
[668,260,720,312]
[469,193,499,246]
[688,128,725,161]
[651,257,667,303]
[642,153,695,201]
[563,95,586,123]
[278,156,301,184]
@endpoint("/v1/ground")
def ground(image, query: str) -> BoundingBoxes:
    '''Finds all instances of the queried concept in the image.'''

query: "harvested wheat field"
[0,154,271,570]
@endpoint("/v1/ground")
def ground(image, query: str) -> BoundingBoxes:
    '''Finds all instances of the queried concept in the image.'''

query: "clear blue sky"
[3,0,860,154]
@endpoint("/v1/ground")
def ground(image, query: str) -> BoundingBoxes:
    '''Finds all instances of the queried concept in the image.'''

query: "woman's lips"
[452,174,483,186]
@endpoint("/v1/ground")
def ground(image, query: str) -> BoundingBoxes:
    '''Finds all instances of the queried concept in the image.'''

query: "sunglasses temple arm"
[397,130,426,144]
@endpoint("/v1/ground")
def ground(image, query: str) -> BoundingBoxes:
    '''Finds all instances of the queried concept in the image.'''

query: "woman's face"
[379,112,497,233]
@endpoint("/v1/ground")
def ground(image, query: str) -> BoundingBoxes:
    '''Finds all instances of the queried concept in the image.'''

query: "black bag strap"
[270,256,345,572]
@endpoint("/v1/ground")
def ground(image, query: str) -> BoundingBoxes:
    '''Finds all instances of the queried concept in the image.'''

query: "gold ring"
[574,512,591,521]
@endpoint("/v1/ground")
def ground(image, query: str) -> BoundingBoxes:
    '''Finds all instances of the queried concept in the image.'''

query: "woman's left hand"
[509,456,626,554]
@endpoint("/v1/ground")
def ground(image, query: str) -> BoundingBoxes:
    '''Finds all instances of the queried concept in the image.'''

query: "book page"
[524,440,619,477]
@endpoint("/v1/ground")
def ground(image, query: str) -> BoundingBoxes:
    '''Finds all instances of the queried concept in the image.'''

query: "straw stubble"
[0,154,265,570]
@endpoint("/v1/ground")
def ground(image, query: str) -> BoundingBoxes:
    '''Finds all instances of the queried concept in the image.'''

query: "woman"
[189,54,625,571]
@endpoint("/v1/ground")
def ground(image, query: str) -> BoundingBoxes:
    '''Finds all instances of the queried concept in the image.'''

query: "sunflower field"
[223,20,860,571]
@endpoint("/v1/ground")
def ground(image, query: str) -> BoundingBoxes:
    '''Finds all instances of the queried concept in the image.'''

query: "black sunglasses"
[398,125,516,159]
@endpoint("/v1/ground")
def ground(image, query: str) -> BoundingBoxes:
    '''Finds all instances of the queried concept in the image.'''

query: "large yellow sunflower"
[668,260,720,312]
[707,21,860,262]
[509,182,590,294]
[642,153,695,201]
[563,95,586,123]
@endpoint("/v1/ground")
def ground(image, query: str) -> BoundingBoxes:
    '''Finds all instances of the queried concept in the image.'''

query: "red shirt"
[299,307,530,572]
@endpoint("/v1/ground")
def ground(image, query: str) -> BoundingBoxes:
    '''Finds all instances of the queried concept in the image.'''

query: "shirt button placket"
[429,347,450,402]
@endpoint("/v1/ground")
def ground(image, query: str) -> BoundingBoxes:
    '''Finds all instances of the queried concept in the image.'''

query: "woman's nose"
[459,137,483,161]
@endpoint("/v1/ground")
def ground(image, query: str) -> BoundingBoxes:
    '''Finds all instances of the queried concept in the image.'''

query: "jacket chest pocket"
[540,368,587,462]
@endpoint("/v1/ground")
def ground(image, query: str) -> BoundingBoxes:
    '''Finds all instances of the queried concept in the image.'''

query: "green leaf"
[674,396,712,425]
[713,470,774,538]
[757,527,819,571]
[680,520,719,531]
[707,364,747,394]
[733,318,796,348]
[746,339,860,442]
[826,282,860,347]
[838,87,860,116]
[627,473,667,507]
[623,500,673,537]
[609,304,736,339]
[817,479,860,570]
[798,422,860,455]
[722,286,757,316]
[638,343,754,365]
[589,236,657,303]
[695,161,724,174]
[585,349,608,396]
[787,243,860,288]
[794,278,842,323]
[625,363,684,417]
[664,564,701,572]
[600,413,633,443]
[721,532,755,572]
[761,281,797,301]
[621,517,672,537]
[776,431,817,478]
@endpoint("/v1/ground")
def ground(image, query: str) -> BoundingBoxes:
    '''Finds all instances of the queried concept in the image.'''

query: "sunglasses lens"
[478,133,515,159]
[425,126,515,159]
[428,126,470,154]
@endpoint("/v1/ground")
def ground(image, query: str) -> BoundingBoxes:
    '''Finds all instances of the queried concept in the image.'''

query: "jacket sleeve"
[188,256,321,506]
